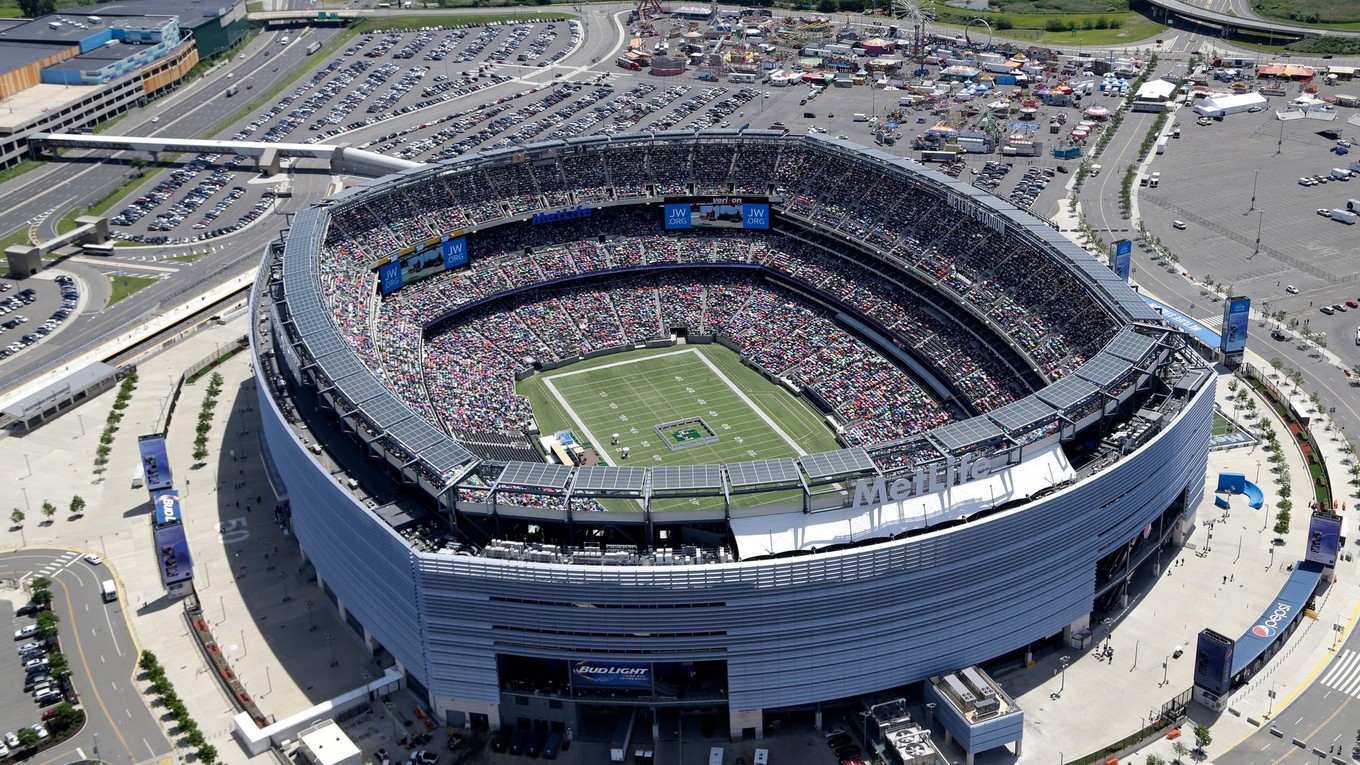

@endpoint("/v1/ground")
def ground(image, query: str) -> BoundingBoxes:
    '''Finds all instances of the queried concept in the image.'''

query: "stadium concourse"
[253,131,1218,753]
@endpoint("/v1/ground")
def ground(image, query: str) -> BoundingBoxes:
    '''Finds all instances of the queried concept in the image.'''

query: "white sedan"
[83,554,102,565]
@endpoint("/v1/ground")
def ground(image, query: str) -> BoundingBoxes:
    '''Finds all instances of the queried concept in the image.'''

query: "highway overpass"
[28,133,420,177]
[1143,0,1360,39]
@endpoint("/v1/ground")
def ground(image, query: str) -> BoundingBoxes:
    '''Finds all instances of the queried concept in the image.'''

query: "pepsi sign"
[1252,603,1292,638]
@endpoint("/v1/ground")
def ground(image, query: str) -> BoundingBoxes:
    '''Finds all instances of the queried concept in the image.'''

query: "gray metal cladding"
[266,375,1210,712]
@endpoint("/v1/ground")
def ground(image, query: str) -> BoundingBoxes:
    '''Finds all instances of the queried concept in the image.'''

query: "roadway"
[0,549,172,765]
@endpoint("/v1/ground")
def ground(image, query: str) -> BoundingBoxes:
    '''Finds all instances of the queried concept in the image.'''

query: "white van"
[1172,220,1187,230]
[852,113,868,122]
[708,748,724,765]
[1149,172,1161,188]
[279,35,290,45]
[101,579,117,602]
[753,749,769,765]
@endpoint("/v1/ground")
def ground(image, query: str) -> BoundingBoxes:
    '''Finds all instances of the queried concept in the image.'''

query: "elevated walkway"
[29,133,421,178]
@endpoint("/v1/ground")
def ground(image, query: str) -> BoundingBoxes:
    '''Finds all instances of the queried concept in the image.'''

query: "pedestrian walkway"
[1,313,397,765]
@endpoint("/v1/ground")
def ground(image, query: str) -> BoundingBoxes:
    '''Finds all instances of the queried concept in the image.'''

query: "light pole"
[280,571,291,602]
[326,631,337,667]
[307,598,317,632]
[1266,681,1281,718]
[1255,460,1261,484]
[1244,169,1258,214]
[1251,211,1264,259]
[1161,656,1169,687]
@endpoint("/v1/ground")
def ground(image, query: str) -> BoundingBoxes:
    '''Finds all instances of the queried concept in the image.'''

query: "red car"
[1347,300,1358,309]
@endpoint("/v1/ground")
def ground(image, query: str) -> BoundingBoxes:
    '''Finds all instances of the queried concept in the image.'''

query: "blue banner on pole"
[138,434,173,492]
[379,261,403,295]
[1306,512,1342,567]
[1111,239,1132,281]
[154,523,193,586]
[1220,296,1250,355]
[152,490,181,526]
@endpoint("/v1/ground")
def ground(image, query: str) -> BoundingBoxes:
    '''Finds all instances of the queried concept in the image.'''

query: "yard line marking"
[690,349,806,456]
[542,348,696,381]
[541,375,615,466]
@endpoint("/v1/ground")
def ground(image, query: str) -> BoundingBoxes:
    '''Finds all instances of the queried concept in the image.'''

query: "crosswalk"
[32,551,80,579]
[1321,649,1360,699]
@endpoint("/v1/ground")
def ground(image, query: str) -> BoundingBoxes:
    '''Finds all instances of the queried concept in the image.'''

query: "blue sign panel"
[742,203,770,229]
[1111,239,1132,281]
[442,236,468,269]
[379,261,403,295]
[571,661,652,689]
[154,523,193,586]
[152,490,181,526]
[664,204,693,229]
[1193,629,1234,696]
[1221,296,1250,355]
[137,434,173,492]
[1306,512,1342,567]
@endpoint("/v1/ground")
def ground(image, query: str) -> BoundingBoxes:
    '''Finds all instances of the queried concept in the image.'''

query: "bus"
[616,57,642,71]
[920,150,958,163]
[82,242,115,256]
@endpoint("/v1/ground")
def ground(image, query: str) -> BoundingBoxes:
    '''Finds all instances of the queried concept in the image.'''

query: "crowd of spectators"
[309,138,1127,466]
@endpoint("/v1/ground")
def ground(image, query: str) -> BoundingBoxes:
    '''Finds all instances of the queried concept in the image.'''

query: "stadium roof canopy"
[799,448,877,481]
[651,464,724,492]
[727,458,802,488]
[495,462,573,490]
[573,465,647,493]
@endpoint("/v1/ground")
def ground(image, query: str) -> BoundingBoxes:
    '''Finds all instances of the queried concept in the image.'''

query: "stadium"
[251,132,1213,741]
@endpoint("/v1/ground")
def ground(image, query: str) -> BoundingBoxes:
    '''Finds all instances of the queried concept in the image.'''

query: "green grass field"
[518,345,840,510]
[1212,410,1239,438]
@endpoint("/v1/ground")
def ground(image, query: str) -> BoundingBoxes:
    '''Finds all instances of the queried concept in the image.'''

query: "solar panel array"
[800,449,875,480]
[727,458,802,488]
[932,417,1006,453]
[574,466,648,492]
[651,464,724,491]
[496,462,573,490]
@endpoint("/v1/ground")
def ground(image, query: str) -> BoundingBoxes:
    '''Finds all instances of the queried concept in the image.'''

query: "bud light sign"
[1252,603,1292,638]
[572,661,652,689]
[152,490,181,526]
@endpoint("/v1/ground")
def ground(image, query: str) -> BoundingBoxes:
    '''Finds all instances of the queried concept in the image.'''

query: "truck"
[101,579,118,602]
[616,57,641,71]
[225,85,239,97]
[1149,171,1161,188]
[609,711,636,763]
[1347,198,1360,212]
[1332,208,1357,224]
[708,748,724,765]
[305,40,322,56]
[1332,167,1352,181]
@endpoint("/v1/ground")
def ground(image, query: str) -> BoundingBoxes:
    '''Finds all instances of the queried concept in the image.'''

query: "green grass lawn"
[518,345,839,510]
[933,13,1165,45]
[107,275,159,307]
[1212,410,1240,437]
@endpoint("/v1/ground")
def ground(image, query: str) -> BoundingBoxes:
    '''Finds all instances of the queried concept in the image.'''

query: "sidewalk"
[3,314,384,765]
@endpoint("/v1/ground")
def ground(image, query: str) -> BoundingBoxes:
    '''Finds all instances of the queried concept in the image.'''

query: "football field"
[518,345,839,508]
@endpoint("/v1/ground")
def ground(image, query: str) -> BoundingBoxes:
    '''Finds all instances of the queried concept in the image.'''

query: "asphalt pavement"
[0,549,172,765]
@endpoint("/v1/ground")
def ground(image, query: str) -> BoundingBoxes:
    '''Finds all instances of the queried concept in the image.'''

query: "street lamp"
[326,632,337,667]
[279,571,291,601]
[306,598,317,632]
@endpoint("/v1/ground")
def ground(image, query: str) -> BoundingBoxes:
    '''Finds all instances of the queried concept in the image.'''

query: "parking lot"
[1138,80,1360,367]
[0,275,80,361]
[0,601,59,756]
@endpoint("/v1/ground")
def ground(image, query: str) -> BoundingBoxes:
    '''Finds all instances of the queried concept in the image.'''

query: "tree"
[197,743,218,765]
[48,702,80,733]
[46,652,70,680]
[1193,723,1212,753]
[10,508,23,526]
[1146,756,1165,765]
[41,501,56,524]
[1172,740,1189,764]
[14,727,37,749]
[69,496,86,517]
[17,0,56,18]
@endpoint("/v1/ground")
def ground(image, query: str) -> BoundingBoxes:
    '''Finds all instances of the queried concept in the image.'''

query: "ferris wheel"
[892,0,934,74]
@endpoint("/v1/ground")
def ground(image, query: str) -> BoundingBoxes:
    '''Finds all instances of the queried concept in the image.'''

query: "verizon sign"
[851,454,995,510]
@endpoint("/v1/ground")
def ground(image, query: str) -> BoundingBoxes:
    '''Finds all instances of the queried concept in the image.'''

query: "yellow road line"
[52,575,137,764]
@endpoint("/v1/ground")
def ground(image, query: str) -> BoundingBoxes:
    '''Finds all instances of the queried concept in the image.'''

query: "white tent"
[1193,91,1267,117]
